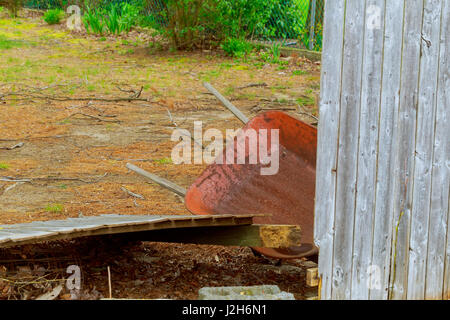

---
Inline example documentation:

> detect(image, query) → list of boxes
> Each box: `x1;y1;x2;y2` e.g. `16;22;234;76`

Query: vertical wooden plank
444;195;450;300
314;0;346;300
389;0;424;300
351;0;385;299
332;0;366;300
428;0;450;300
369;0;405;300
408;0;443;300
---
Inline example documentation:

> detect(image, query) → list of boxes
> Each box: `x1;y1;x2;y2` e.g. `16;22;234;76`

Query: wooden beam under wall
127;224;302;248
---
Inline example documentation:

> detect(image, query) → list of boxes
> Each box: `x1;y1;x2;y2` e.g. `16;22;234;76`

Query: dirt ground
0;10;320;300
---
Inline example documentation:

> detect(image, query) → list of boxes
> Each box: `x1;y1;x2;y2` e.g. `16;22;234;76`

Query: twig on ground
297;105;319;122
0;173;108;184
0;142;24;150
236;82;268;90
64;112;121;123
120;186;145;200
0;91;151;103
116;85;143;99
166;108;177;127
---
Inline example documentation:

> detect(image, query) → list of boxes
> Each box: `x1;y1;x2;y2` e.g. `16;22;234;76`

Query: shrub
119;2;140;33
156;0;277;50
43;8;65;25
0;0;22;17
221;38;252;58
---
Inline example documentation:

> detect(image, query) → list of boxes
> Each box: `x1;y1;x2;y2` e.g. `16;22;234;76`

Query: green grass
296;91;316;107
0;163;10;169
292;70;309;76
154;157;172;164
0;34;23;49
45;203;64;212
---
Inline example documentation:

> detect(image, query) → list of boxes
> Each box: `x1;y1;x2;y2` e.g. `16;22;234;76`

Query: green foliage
158;0;278;50
82;2;140;35
269;42;282;62
83;4;105;34
0;0;22;17
43;8;64;24
119;2;140;32
220;38;252;58
104;3;121;34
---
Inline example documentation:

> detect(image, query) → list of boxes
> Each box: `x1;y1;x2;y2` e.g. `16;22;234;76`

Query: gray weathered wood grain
332;0;367;300
314;0;346;300
369;0;405;300
388;0;424;300
317;0;448;300
351;0;385;299
407;0;443;300
427;0;450;300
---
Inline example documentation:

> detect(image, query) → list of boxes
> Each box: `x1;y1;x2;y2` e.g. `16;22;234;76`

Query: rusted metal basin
185;111;318;259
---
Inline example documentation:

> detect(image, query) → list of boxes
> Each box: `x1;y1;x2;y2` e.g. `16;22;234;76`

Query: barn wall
314;0;449;300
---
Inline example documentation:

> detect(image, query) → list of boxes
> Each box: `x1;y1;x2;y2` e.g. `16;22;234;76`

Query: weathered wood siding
315;0;449;300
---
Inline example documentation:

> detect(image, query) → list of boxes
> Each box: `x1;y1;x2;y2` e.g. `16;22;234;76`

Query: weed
45;203;63;212
43;9;64;25
83;5;105;35
269;42;282;63
221;38;252;58
155;158;172;164
0;162;9;169
296;92;316;107
292;70;308;76
224;86;234;96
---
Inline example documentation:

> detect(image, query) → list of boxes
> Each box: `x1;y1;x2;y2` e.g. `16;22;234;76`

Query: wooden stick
126;163;187;197
203;82;249;124
107;266;112;299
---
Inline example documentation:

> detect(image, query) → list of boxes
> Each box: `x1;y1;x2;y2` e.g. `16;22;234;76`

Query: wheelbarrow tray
185;111;318;259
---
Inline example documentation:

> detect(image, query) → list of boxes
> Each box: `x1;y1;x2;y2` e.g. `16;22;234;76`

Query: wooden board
316;0;449;300
0;214;263;248
129;224;302;248
314;0;346;299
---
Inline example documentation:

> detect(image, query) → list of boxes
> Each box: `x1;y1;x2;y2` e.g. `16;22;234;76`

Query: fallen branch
297;105;319;122
236;82;268;90
0;142;24;150
0;92;151;103
0;173;108;184
120;186;145;200
64;112;121;123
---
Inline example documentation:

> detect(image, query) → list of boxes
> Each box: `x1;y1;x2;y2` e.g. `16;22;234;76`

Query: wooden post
315;0;449;300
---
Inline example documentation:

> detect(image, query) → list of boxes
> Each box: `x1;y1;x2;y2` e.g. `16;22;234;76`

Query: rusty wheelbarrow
127;83;318;259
